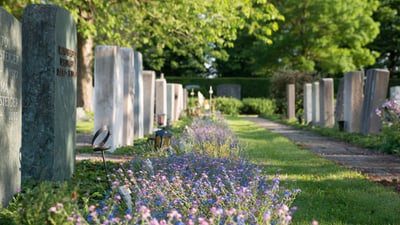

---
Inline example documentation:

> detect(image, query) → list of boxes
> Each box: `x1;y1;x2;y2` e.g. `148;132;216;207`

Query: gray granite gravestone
134;52;144;138
155;74;167;127
121;48;134;145
21;4;77;181
216;84;241;99
303;83;312;124
312;82;320;126
334;78;344;124
361;69;390;135
94;46;123;152
0;7;22;207
344;71;364;133
143;70;155;134
286;84;295;119
319;78;334;127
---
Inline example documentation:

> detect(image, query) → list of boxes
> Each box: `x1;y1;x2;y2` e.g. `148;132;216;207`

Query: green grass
226;116;400;225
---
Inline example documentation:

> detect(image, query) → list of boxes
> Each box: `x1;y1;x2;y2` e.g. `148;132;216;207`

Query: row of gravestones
94;46;187;151
0;5;188;207
287;69;391;135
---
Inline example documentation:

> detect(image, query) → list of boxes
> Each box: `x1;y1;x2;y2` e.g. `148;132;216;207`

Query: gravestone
198;91;205;106
167;83;175;123
361;69;390;135
390;86;400;100
334;78;344;124
155;74;167;127
303;83;312;124
183;89;188;111
94;46;123;152
143;70;155;134
174;84;183;121
216;84;241;99
21;4;77;181
120;48;134;145
344;71;364;133
286;84;295;119
134;52;144;138
0;8;22;207
319;78;334;127
312;82;320;126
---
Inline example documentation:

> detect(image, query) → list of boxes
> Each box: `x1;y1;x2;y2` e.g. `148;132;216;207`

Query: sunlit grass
226;116;400;225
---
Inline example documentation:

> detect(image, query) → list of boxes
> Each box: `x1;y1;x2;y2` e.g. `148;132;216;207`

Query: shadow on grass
227;116;400;225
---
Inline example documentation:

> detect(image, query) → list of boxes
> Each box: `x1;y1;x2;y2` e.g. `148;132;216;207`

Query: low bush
214;97;243;116
241;98;276;117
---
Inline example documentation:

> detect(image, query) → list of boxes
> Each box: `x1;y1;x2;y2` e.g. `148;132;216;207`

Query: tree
368;0;400;77
2;0;283;110
217;0;380;77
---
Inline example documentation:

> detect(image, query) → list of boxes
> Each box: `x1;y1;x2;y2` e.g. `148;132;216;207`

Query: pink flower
48;206;57;212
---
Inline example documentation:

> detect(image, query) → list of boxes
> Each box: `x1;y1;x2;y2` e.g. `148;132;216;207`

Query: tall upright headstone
319;78;334;127
361;69;390;135
174;84;183;121
134;52;144;138
334;78;344;124
390;86;400;100
0;8;22;207
120;48;134;145
21;5;77;181
286;84;295;119
155;74;167;127
312;82;320;126
167;83;175;123
143;70;155;134
344;71;364;133
94;46;123;152
303;83;312;124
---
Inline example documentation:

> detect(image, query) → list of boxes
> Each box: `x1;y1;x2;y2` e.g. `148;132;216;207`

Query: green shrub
241;98;276;116
214;97;243;116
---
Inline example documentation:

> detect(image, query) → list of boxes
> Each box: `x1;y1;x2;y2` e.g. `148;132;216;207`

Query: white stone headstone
94;46;124;152
167;83;175;123
120;48;134;145
286;84;295;119
343;71;364;133
155;75;167;127
390;86;400;100
134;52;144;138
312;82;320;126
143;70;155;134
303;83;312;124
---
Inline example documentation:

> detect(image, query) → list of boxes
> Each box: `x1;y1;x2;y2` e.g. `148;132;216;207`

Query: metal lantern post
209;86;213;113
154;128;173;149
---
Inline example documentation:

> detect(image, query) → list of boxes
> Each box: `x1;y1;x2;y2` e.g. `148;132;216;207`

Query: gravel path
241;116;400;183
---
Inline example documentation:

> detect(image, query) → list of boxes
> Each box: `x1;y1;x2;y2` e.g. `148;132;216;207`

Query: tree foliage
368;0;400;77
217;0;380;77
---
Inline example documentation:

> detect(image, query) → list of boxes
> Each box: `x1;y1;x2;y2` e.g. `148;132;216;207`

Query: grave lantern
154;128;173;149
91;126;111;188
209;86;213;112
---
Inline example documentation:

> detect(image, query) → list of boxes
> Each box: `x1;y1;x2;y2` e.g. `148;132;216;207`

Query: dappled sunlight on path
242;116;400;183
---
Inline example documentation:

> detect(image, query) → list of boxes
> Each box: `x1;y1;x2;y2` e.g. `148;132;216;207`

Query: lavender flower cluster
376;99;400;124
176;117;241;158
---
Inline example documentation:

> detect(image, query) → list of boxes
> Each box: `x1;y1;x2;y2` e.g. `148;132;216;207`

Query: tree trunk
77;33;94;112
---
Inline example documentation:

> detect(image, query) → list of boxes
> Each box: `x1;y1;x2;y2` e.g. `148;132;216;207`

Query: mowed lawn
226;117;400;225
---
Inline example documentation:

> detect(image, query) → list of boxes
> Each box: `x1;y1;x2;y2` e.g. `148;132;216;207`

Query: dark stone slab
0;7;22;207
216;84;241;99
21;4;77;181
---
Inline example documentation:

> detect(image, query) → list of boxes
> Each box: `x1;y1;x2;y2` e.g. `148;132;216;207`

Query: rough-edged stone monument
361;69;390;135
143;70;155;134
0;7;22;207
120;48;134;145
134;52;144;138
343;71;364;133
94;46;123;152
319;78;334;127
21;4;77;181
